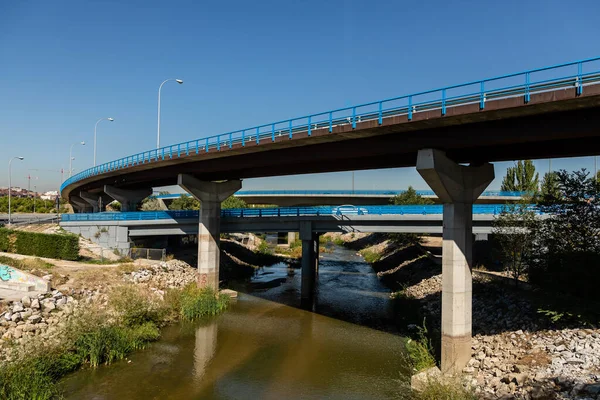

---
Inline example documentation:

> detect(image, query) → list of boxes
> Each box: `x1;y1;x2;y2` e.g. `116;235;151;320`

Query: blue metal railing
60;56;600;194
152;189;525;199
60;204;539;222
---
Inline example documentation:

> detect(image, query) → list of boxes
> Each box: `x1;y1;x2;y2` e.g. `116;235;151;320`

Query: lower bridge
60;204;521;246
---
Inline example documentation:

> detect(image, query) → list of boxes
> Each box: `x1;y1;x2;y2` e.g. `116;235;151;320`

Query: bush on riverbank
179;284;230;320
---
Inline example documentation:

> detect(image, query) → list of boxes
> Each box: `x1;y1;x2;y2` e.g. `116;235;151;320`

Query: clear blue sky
1;0;599;193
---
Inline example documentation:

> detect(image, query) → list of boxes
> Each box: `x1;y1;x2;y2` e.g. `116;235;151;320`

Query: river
61;244;411;399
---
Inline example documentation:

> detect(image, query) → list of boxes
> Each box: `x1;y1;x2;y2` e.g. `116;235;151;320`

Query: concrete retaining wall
62;225;131;250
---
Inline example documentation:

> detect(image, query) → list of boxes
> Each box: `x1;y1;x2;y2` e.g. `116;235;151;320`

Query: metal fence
61;56;600;194
61;204;541;222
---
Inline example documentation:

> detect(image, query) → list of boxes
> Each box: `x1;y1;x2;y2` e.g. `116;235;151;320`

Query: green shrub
75;323;160;367
359;249;382;263
179;285;229;320
405;320;436;372
0;228;79;260
108;286;165;327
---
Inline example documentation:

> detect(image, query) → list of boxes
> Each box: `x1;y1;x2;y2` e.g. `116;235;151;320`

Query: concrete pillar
178;174;241;289
300;222;317;309
79;191;112;213
103;185;152;212
288;232;296;246
416;149;494;374
474;233;489;241
313;232;320;274
70;195;93;213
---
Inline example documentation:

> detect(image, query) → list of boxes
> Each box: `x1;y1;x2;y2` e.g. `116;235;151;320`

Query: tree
390;186;434;205
167;194;245;210
168;194;200;210
539;172;561;200
222;196;246;209
389;186;432;245
500;160;539;193
141;196;164;211
528;169;600;300
492;202;537;285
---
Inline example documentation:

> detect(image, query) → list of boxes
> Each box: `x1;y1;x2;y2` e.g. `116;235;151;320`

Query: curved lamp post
69;141;85;177
94;118;114;166
8;156;24;225
157;78;183;149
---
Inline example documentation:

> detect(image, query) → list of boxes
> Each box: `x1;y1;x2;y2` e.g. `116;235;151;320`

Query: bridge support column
288;232;296;246
80;191;112;213
70;195;93;213
178;174;242;289
416;149;494;375
104;186;152;212
300;222;318;309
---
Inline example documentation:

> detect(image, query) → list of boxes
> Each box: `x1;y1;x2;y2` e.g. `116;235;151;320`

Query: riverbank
0;251;233;398
332;232;600;400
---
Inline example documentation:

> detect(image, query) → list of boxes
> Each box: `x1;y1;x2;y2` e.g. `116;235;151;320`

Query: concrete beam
104;186;152;212
70;195;93;213
417;149;494;375
80;191;112;213
178;174;241;289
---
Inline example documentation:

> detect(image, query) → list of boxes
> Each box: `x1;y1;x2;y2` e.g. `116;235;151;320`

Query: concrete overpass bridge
59;56;600;373
61;204;518;246
154;189;524;207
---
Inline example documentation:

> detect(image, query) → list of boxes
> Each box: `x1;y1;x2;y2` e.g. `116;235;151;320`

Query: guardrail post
352;107;356;128
186;142;189;156
289;120;293;139
256;127;260;144
408;96;413;120
525;72;531;103
378;101;383;124
229;133;233;148
329;112;333;132
241;130;245;146
195;140;199;154
217;135;221;151
480;81;485;110
308;116;312;136
442;89;447;115
205;138;209;152
577;62;583;95
271;124;275;141
162;147;165;160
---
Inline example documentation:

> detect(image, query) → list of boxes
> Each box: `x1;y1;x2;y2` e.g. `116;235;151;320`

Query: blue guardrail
61;56;600;195
61;204;540;222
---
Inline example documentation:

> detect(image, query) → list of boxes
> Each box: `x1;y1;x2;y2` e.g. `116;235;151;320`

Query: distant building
40;190;59;200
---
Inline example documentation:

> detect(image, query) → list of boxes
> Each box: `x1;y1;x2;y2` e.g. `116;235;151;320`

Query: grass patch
108;285;166;327
333;237;345;246
415;378;477;400
405;319;436;372
0;255;54;272
179;285;230;320
359;249;382;263
257;241;273;255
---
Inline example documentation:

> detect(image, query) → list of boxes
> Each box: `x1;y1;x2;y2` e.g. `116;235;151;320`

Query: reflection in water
62;295;410;399
61;245;411;399
193;320;217;383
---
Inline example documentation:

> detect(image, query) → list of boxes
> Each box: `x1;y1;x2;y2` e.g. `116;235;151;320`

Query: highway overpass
58;57;600;374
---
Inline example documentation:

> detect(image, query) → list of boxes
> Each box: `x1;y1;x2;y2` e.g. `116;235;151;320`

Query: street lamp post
33;185;36;214
157;78;183;149
94;118;114;166
69;141;85;177
8;156;24;225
